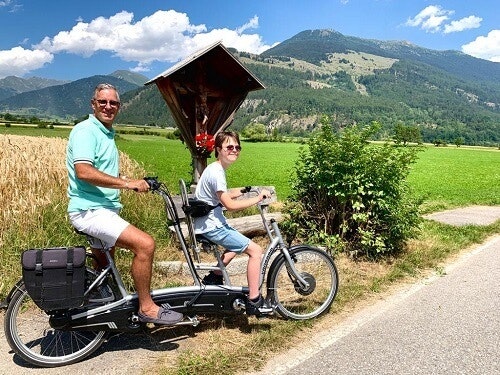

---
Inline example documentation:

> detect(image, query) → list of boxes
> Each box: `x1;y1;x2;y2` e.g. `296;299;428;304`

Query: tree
454;137;464;147
241;123;268;141
393;123;422;145
283;116;422;258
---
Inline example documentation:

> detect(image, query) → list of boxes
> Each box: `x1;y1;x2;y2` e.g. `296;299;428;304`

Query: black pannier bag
183;198;221;218
21;247;86;310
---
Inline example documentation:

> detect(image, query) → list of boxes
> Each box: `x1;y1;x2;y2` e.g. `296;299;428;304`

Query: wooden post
192;156;207;185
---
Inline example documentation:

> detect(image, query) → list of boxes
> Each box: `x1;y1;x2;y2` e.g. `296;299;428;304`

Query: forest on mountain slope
1;29;498;146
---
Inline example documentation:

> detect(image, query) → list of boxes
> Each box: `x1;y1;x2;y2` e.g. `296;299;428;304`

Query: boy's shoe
246;295;273;317
202;271;223;285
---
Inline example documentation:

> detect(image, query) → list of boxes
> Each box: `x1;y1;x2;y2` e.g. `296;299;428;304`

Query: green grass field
117;134;499;210
2;124;499;209
408;147;499;211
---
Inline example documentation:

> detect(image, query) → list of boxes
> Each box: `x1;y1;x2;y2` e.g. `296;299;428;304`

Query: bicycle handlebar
145;177;273;200
240;186;251;194
144;176;161;191
240;185;275;201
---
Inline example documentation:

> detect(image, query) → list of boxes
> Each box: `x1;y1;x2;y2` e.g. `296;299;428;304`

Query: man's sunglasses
224;145;242;152
93;99;121;108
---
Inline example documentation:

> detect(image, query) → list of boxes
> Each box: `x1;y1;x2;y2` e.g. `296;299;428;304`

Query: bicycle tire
4;281;108;368
267;245;338;320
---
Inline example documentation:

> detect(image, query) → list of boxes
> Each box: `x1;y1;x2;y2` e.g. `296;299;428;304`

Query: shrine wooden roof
145;41;265;155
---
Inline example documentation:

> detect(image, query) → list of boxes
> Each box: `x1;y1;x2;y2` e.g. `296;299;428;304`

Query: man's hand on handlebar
125;178;150;192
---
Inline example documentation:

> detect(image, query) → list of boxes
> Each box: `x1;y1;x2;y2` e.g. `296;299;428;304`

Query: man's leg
115;224;158;317
91;247;115;271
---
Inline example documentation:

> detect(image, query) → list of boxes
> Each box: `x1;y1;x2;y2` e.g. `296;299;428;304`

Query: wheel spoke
4;282;107;367
269;246;338;320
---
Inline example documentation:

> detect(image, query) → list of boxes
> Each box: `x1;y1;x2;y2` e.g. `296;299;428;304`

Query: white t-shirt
193;161;228;234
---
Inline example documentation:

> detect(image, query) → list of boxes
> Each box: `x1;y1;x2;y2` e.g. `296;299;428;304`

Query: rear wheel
4;281;107;368
268;246;338;320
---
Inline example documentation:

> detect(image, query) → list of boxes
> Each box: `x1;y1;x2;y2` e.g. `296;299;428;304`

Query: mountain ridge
0;29;498;145
261;29;500;85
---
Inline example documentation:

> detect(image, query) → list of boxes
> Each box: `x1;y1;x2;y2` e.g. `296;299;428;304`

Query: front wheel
4;281;107;368
267;245;338;320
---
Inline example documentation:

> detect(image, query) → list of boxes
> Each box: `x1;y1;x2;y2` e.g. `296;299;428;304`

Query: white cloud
406;5;483;35
405;5;453;33
236;15;259;35
444;15;482;34
0;0;21;13
0;9;276;77
462;30;500;62
0;47;53;77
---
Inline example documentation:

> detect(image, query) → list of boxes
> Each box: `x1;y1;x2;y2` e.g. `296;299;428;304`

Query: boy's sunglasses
224;145;242;152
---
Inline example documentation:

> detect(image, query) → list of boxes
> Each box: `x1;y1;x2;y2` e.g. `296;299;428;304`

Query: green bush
283;116;422;258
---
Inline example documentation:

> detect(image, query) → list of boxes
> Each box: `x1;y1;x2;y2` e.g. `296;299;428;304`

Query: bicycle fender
0;279;24;310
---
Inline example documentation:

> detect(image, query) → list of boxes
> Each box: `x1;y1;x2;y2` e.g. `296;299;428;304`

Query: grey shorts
69;208;129;249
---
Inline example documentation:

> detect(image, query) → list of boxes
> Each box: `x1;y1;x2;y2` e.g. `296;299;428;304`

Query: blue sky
0;0;498;81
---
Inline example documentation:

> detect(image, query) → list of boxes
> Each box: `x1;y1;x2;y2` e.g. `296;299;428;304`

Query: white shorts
69;208;129;249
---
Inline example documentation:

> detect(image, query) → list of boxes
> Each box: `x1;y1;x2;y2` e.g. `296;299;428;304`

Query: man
66;83;183;325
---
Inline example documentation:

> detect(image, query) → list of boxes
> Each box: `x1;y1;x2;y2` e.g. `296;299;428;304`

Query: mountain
229;29;499;145
260;29;500;86
0;76;68;101
108;70;149;86
1;30;498;145
0;71;147;119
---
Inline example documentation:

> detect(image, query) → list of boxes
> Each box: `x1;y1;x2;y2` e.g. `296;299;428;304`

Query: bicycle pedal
174;315;200;327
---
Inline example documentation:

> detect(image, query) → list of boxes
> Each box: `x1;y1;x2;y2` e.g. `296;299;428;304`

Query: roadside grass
0;131;499;374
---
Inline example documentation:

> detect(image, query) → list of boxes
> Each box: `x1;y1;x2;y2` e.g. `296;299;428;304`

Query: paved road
256;235;500;375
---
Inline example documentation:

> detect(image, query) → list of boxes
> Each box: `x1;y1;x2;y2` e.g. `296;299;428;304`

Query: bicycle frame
255;200;311;292
46;178;264;333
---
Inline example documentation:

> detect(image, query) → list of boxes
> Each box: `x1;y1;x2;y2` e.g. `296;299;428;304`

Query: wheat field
0;135;67;240
0;134;146;296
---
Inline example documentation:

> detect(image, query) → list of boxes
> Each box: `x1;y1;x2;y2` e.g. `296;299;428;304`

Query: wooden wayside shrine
145;41;265;184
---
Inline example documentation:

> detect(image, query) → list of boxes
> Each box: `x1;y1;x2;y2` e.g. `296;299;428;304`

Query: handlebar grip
144;176;160;191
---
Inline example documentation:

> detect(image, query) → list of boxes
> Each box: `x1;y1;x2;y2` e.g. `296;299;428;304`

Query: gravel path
424;205;500;226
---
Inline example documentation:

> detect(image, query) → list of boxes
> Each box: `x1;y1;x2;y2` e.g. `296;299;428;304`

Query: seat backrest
179;179;199;251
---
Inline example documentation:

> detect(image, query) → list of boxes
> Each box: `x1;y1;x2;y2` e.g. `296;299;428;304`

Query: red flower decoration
195;132;215;157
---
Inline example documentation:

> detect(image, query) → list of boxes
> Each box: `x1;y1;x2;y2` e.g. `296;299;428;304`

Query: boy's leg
244;241;263;300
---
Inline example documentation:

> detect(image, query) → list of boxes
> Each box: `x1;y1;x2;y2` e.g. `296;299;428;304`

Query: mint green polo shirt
66;114;122;212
